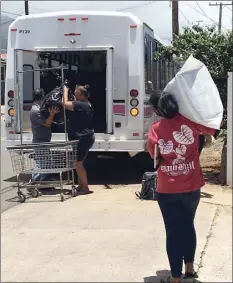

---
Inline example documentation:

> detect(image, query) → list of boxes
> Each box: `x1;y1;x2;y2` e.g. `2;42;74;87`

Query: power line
29;6;52;13
224;5;232;11
184;1;228;30
1;19;16;26
116;1;156;12
2;10;21;16
1;10;21;25
196;1;225;26
209;1;233;32
184;2;217;23
179;8;191;24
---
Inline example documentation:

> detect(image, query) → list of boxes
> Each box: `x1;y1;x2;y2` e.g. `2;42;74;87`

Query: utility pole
218;2;222;33
232;1;233;32
0;0;2;105
209;1;232;33
172;0;179;42
24;1;29;15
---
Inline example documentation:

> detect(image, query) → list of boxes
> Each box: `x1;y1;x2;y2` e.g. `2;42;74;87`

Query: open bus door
106;47;113;134
14;49;39;138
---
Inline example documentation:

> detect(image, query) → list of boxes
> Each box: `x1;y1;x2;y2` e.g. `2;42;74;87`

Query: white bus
4;10;178;161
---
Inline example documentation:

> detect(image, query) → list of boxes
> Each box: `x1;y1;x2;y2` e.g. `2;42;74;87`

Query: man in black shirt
63;84;95;195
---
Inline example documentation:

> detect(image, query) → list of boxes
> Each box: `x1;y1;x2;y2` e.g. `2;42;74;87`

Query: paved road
1;119;21;212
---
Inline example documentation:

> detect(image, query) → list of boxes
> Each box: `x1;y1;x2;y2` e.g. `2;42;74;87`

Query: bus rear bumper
5;139;148;153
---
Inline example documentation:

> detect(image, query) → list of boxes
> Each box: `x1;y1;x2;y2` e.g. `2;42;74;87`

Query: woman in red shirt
148;91;220;283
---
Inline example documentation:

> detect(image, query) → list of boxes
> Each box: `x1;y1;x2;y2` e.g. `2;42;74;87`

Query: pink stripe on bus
113;104;126;116
144;106;153;118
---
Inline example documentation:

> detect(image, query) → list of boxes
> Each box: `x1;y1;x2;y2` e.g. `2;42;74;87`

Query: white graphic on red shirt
173;125;194;145
158;139;173;154
175;144;187;155
159;125;195;176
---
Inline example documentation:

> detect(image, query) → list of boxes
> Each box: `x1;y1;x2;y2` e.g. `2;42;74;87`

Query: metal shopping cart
7;141;79;202
7;64;79;202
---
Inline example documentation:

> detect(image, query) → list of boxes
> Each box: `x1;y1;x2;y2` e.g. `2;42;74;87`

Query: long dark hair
149;90;179;119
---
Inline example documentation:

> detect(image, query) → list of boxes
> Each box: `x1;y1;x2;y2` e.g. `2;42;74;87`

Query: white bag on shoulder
164;55;223;129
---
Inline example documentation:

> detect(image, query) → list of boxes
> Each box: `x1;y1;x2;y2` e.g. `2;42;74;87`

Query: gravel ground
200;134;225;185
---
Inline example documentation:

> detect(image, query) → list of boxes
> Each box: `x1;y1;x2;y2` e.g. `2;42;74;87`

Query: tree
155;25;233;111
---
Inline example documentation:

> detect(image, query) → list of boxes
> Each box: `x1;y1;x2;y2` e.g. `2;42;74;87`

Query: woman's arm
195;124;221;140
148;122;161;170
63;86;74;111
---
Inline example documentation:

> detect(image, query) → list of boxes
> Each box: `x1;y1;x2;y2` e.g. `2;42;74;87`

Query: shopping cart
7;64;81;202
7;141;79;202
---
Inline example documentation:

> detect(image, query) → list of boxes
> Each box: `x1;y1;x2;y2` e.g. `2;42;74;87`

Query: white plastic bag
164;55;223;129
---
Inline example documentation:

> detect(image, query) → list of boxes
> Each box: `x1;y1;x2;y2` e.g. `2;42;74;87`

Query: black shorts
70;134;95;162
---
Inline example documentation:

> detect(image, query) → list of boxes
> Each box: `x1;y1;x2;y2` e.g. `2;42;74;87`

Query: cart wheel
18;193;26;203
32;189;39;198
60;193;65;202
71;186;77;197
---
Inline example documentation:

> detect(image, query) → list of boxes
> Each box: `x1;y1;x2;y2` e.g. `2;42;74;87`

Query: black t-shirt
68;100;94;139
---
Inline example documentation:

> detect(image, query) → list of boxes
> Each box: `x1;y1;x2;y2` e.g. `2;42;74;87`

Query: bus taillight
8;90;14;98
130;98;139;107
8;99;14;107
130;89;138;97
8;108;15;117
130;108;139;117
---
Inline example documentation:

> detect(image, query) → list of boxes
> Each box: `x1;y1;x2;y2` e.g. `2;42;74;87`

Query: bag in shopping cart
164;55;223;129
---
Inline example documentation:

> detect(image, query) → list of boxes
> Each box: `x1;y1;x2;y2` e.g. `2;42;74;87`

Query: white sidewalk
1;185;232;282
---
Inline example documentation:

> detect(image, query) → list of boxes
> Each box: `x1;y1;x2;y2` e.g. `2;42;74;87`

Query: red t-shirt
148;114;215;194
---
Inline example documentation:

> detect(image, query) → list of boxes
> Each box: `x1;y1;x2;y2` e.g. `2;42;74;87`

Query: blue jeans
31;148;50;182
157;189;201;278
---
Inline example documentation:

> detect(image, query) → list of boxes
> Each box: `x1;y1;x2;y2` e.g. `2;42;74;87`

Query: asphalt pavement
1;118;21;212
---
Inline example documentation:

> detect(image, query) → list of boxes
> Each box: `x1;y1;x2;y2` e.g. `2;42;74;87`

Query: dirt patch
200;136;225;185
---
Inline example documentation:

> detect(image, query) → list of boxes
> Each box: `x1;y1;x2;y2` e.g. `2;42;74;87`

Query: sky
1;1;233;44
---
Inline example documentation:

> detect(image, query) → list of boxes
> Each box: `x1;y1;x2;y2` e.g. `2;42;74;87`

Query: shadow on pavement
144;270;172;283
5;188;75;203
3;174;31;183
200;191;213;199
3;157;217;204
202;169;221;185
144;270;203;282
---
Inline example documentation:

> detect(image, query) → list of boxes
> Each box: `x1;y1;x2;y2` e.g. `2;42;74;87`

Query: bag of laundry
164;55;223;129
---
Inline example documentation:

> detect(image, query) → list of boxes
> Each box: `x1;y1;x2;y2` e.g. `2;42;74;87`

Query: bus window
23;65;34;103
144;34;155;94
144;35;149;83
150;40;154;62
1;66;5;81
